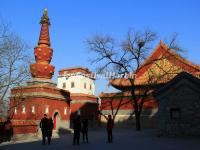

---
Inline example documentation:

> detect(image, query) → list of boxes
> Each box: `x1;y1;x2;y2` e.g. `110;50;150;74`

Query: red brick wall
70;103;98;119
69;95;98;120
10;97;70;121
100;97;158;111
13;125;38;134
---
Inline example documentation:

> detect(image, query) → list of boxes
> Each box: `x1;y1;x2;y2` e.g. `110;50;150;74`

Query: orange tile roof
109;41;200;89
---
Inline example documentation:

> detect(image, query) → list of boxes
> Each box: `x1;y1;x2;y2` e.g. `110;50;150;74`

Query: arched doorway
53;112;61;130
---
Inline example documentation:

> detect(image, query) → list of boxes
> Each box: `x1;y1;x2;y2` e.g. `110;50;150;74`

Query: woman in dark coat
107;115;114;143
82;119;88;143
47;117;54;145
73;116;81;146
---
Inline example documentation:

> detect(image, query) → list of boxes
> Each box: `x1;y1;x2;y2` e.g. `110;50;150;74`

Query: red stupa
30;9;54;80
9;9;71;138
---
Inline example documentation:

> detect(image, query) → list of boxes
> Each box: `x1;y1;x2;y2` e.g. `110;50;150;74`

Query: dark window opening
170;108;181;120
62;83;66;89
71;82;75;88
84;82;86;89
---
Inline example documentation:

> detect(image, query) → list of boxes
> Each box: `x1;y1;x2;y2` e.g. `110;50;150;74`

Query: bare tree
0;22;32;119
99;92;131;122
87;29;183;131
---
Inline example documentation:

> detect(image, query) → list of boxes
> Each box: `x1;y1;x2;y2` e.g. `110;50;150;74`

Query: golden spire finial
44;8;48;13
40;8;50;25
38;9;50;46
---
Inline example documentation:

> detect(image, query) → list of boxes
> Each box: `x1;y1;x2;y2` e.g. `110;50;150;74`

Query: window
45;106;49;114
90;84;92;90
71;82;75;88
22;105;26;114
31;106;35;114
62;83;66;89
170;108;181;120
14;107;17;114
64;107;67;115
84;82;86;89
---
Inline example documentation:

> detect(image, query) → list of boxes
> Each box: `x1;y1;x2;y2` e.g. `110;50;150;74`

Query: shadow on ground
1;128;200;150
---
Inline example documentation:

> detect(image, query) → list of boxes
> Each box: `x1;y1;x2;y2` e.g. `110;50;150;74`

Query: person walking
3;117;13;141
73;115;81;146
82;119;88;143
47;117;54;145
107;115;114;143
40;114;49;145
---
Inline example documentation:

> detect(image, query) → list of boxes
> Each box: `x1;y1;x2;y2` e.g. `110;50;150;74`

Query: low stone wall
13;133;39;141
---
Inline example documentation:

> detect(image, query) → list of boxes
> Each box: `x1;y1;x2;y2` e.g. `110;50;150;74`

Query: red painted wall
10;97;70;121
100;97;158;111
13;125;38;135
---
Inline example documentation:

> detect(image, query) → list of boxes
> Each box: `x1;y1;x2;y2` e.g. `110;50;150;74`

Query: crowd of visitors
0;114;114;146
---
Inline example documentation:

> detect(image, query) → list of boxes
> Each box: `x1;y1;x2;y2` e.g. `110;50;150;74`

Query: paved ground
0;129;200;150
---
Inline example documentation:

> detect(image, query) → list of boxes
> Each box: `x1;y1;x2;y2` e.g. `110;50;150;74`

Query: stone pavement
0;129;200;150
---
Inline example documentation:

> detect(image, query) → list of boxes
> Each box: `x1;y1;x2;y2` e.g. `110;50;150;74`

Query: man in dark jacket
107;115;114;143
40;114;49;145
73;115;81;145
47;117;54;145
82;119;88;143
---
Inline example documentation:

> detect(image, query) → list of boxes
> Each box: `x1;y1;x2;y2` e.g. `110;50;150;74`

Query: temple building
57;67;98;121
57;67;95;95
156;72;200;136
7;9;200;138
99;41;200;128
9;9;98;138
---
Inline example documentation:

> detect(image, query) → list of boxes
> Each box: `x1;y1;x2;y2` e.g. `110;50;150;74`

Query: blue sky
0;0;200;95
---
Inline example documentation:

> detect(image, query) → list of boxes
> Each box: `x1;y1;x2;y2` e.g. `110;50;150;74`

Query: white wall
57;74;95;95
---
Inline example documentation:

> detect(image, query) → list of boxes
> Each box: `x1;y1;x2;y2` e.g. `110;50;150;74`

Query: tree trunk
135;111;141;131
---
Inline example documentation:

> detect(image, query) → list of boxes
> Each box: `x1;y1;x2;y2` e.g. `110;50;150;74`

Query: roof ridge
138;40;200;76
59;66;90;71
167;48;200;71
155;71;200;97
